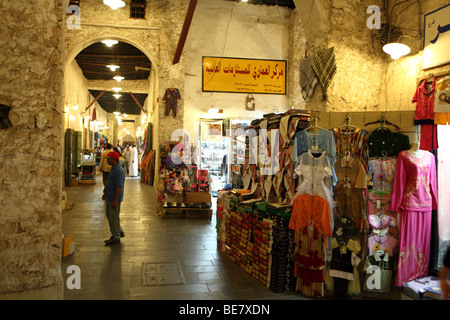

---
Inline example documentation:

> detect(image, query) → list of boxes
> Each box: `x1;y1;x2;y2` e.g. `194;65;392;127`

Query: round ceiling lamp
107;65;120;71
382;42;411;60
101;40;118;47
103;0;125;10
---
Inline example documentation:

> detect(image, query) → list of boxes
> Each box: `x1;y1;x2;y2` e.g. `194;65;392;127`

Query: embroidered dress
294;227;327;297
293;129;337;161
289;194;332;241
389;150;438;286
294;150;337;229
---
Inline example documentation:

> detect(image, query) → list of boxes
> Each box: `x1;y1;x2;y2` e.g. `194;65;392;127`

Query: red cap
105;151;120;160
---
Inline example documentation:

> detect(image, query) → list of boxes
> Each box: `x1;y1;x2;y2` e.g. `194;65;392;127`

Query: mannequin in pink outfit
390;127;438;286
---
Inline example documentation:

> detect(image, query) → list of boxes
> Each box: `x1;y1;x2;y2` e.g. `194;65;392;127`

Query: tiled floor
61;175;306;300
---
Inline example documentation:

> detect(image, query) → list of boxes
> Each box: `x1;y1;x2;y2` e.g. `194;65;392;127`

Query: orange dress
289;194;332;240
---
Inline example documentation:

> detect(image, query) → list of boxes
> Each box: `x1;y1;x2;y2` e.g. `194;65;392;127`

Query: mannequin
407;126;424;158
390;124;437;286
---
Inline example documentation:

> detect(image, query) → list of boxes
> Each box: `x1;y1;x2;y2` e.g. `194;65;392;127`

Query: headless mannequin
408;126;424;158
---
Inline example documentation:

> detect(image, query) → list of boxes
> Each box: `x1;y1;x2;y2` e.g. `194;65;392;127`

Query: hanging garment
293;129;337;161
294;150;337;229
327;245;362;299
325;238;362;297
418;124;438;151
299;56;318;102
294;226;327;298
363;251;395;293
413;77;436;124
311;46;337;100
129;146;139;177
368;213;396;236
333;156;368;233
368;128;410;158
163;88;181;117
332;127;369;169
288;194;332;242
412;78;438;150
367;234;399;257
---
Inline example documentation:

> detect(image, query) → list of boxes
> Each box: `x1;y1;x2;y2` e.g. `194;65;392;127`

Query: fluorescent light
103;0;125;10
112;87;122;92
208;107;220;114
383;43;411;60
113;76;124;82
101;40;118;47
106;65;120;71
113;94;122;99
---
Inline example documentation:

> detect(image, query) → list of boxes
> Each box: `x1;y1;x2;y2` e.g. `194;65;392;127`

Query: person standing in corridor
99;143;113;193
102;151;125;245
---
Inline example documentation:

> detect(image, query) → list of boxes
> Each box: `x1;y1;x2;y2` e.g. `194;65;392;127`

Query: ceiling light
113;94;122;99
382;42;411;60
112;87;122;92
113;76;124;82
106;65;120;71
123;113;128;118
242;0;248;2
208;107;220;114
103;0;125;10
114;111;121;116
101;40;118;47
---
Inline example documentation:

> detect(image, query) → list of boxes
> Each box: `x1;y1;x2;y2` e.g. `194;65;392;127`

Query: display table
161;192;212;220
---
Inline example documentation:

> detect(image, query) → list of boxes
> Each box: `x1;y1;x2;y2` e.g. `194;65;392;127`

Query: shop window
436;125;450;268
130;0;146;19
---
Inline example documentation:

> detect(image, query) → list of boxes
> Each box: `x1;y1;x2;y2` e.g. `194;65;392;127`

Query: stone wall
182;0;294;139
0;0;65;298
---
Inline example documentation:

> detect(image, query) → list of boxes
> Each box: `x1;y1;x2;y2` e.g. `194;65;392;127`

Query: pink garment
367;234;399;257
389;150;436;286
395;210;432;287
389;150;437;213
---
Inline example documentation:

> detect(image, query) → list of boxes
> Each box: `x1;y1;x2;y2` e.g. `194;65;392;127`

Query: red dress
412;78;438;151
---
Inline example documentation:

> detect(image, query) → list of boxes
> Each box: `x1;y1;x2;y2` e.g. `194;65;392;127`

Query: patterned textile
300;56;318;102
312;46;337;100
332;127;369;168
294;227;326;297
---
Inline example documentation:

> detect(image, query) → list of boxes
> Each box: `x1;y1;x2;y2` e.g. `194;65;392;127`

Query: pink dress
389;150;437;287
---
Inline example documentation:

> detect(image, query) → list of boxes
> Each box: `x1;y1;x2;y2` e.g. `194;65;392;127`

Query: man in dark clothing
102;151;125;245
439;246;450;300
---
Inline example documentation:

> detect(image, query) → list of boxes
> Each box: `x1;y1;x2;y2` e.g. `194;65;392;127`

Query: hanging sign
423;4;450;69
202;56;286;95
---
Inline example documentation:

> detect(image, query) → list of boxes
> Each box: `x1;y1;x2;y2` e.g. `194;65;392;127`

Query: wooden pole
85;90;106;111
172;0;198;65
129;92;146;114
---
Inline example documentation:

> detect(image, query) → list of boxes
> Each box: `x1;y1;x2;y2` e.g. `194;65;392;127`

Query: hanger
304;115;325;131
337;114;356;129
425;73;434;84
364;115;399;130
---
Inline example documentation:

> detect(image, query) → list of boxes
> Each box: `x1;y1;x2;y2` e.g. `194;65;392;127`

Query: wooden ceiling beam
129;92;147;114
172;0;198;65
85;90;106;111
